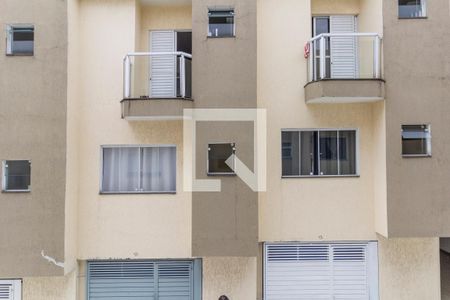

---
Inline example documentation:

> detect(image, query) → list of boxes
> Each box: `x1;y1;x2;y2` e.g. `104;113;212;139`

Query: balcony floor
121;97;194;120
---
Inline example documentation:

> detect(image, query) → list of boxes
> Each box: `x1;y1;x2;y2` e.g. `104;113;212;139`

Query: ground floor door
264;242;379;299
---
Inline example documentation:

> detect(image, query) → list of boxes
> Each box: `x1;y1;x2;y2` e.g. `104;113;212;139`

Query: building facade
0;0;448;299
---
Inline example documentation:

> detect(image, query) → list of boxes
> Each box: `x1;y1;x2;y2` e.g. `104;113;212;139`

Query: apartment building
0;0;448;299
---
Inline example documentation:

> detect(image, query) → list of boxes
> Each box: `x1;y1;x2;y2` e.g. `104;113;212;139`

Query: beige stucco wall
378;237;441;300
311;0;359;15
258;0;378;242
22;270;77;300
203;257;257;300
76;0;191;260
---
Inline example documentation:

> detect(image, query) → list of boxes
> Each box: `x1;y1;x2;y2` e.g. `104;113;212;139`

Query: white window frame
2;160;31;193
398;0;427;18
207;142;236;176
207;8;236;38
0;279;22;300
6;24;34;56
281;128;360;178
100;145;177;194
401;124;432;157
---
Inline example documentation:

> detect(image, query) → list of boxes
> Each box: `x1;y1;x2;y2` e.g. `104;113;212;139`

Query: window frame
398;0;427;19
99;144;177;194
401;124;432;158
281;128;360;178
6;24;35;56
207;142;236;176
207;9;236;38
2;160;31;193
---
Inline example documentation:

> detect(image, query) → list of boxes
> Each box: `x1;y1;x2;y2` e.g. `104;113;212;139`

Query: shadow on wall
441;250;450;300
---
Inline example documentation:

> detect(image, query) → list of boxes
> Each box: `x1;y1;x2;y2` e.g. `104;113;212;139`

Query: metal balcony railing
123;52;192;99
307;33;382;82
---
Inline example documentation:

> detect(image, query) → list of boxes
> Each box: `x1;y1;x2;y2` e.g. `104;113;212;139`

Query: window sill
2;189;31;193
6;53;34;56
207;35;236;39
402;154;432;158
99;191;176;195
207;172;237;176
398;16;427;20
282;175;360;179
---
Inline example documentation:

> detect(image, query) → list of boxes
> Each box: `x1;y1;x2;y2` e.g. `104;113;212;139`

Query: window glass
208;10;234;37
102;146;176;193
282;132;300;176
402;125;431;156
399;0;426;18
7;25;34;55
3;160;31;191
281;130;357;176
208;143;235;174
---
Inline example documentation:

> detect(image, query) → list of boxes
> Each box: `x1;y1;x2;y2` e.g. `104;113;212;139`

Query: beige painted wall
22;271;77;300
258;0;378;242
311;0;359;15
203;257;257;300
378;237;441;300
76;0;191;260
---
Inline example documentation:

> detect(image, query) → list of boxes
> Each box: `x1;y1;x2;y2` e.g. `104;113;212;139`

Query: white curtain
102;147;140;192
142;147;176;192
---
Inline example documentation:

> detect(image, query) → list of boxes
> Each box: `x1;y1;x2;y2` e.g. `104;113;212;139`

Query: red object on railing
304;42;310;59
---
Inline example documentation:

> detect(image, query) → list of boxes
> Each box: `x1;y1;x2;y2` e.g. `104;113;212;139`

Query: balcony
121;52;193;120
304;33;385;104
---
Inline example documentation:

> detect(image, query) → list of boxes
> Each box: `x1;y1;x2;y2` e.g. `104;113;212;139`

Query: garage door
87;260;197;300
264;242;379;300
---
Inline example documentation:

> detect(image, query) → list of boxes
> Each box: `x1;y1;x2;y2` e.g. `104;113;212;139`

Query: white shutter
330;15;358;78
150;31;176;98
264;243;379;300
0;280;21;300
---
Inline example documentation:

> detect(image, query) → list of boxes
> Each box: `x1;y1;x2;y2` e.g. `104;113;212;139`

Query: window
0;279;22;300
208;9;235;38
402;125;431;156
2;160;31;192
101;146;176;193
6;25;34;55
399;0;426;18
208;143;235;175
282;130;357;177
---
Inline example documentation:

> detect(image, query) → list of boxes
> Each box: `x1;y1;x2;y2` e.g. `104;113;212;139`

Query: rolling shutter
264;243;379;300
330;15;358;78
88;260;193;300
0;280;21;300
150;31;176;98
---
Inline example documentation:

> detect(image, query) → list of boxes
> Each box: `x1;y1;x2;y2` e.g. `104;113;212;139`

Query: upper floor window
0;279;22;299
6;24;34;56
208;143;236;175
101;146;176;193
3;160;31;192
208;9;235;38
282;129;358;177
402;125;431;157
399;0;426;18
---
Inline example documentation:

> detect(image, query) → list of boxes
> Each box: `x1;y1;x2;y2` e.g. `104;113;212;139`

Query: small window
208;9;235;38
6;25;34;55
282;130;357;177
208;143;236;175
399;0;426;18
402;125;431;157
101;146;176;193
3;160;31;192
0;279;22;300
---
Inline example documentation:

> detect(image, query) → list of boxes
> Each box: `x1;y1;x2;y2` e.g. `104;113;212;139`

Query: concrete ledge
305;79;385;104
121;98;194;120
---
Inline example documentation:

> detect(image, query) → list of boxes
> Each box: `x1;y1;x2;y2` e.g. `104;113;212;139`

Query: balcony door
313;15;358;79
149;30;192;98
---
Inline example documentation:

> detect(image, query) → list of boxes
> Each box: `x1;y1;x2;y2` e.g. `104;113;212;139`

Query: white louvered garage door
87;260;193;300
330;15;358;79
264;243;379;300
150;30;176;98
